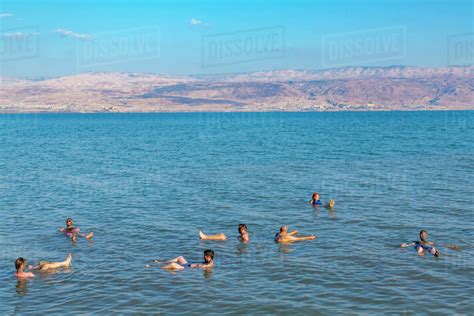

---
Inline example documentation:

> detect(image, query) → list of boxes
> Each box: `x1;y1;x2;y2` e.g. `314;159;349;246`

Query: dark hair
15;257;26;271
238;224;247;233
419;230;427;241
66;218;73;223
203;249;214;260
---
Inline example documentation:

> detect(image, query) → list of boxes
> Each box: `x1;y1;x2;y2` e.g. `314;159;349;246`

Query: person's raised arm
288;230;298;236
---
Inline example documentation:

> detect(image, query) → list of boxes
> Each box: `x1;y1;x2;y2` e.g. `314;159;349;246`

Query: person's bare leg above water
28;253;73;271
199;230;227;241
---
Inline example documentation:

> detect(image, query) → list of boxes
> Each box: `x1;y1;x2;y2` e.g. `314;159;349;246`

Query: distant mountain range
0;66;472;113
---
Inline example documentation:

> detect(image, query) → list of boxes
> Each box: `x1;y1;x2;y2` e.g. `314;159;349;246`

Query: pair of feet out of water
15;254;72;278
15;218;93;279
150;225;317;271
198;225;317;243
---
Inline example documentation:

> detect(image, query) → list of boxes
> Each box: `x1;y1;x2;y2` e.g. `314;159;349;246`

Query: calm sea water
0;111;473;315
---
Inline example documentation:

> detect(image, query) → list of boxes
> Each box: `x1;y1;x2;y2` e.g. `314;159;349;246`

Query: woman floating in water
159;249;215;270
309;192;335;210
274;226;316;243
309;192;322;206
14;254;72;278
400;230;440;257
60;218;94;242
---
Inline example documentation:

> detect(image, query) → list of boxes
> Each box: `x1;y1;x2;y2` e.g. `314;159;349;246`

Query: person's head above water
15;257;26;272
203;249;214;263
280;226;288;234
312;192;320;200
66;218;74;227
420;230;428;241
238;224;248;235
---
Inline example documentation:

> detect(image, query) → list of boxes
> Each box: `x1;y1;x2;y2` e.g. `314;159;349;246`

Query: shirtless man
14;254;72;278
400;230;440;257
274;226;316;243
60;218;94;242
161;249;214;270
238;224;249;242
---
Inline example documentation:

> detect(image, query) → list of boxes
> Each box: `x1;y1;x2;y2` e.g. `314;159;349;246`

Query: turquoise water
0;111;473;314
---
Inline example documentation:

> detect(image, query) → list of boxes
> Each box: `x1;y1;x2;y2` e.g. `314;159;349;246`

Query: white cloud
0;13;14;18
54;28;94;41
1;31;39;39
190;18;203;26
190;18;211;28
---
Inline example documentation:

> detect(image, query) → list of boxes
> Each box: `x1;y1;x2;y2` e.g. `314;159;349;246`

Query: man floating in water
238;224;249;242
60;218;94;242
274;226;316;243
14;254;72;278
158;249;215;270
400;230;440;257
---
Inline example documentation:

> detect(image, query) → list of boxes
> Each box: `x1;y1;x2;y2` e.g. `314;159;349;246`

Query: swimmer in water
14;254;72;278
274;226;316;243
310;193;335;210
309;192;322;206
161;249;214;270
60;218;94;242
14;258;35;278
199;230;227;241
238;224;249;242
400;230;440;257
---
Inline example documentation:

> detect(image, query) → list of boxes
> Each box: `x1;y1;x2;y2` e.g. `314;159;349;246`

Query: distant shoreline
1;108;472;115
1;66;472;113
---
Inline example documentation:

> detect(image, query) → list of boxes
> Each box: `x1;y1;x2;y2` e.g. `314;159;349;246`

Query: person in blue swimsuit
309;192;335;209
309;192;322;206
400;230;440;257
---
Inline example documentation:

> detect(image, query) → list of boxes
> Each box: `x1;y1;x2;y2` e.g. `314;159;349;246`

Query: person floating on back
400;230;440;257
160;249;215;270
14;254;72;278
238;223;249;242
274;226;316;243
60;218;94;242
199;230;227;241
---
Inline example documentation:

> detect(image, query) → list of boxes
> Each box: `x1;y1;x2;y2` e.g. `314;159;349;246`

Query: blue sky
0;0;472;78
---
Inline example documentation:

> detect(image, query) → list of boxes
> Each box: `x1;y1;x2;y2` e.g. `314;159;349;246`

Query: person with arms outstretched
274;226;316;243
400;230;440;257
60;218;93;242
